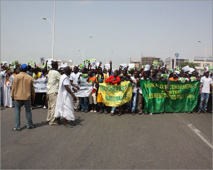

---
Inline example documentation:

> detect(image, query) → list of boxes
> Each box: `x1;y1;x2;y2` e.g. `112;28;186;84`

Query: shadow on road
21;121;48;130
72;116;84;126
20;117;84;130
34;121;49;128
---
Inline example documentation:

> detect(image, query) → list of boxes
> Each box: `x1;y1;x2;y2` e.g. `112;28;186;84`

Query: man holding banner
78;68;89;112
119;68;132;115
88;71;97;112
130;71;140;116
70;66;81;112
105;70;121;116
138;69;150;115
96;67;108;113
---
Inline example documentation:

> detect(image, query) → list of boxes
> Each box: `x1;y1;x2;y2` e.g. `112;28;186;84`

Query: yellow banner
99;81;133;107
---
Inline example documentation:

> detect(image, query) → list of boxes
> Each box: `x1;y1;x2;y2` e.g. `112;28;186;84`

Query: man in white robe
54;66;77;127
1;70;6;109
3;69;14;108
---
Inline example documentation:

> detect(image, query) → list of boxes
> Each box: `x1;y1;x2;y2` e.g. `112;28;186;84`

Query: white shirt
200;76;213;94
79;76;88;84
47;70;61;94
70;72;81;84
131;76;139;93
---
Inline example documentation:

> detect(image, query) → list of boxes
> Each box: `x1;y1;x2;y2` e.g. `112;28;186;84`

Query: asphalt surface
1;107;212;169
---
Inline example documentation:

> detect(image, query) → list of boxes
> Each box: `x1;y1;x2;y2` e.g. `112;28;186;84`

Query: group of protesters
0;59;212;130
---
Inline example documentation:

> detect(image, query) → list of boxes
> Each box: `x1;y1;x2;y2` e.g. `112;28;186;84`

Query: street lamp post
82;36;93;62
42;0;56;60
198;41;207;67
77;49;82;60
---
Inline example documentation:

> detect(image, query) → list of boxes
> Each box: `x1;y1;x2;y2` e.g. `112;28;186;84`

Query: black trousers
34;93;46;106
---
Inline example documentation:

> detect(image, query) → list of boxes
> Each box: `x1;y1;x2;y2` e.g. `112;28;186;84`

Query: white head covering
188;68;195;74
104;64;110;70
120;63;127;69
128;63;135;71
182;65;190;72
144;65;150;71
175;71;180;75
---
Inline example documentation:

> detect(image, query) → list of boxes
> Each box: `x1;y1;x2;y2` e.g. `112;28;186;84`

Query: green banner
139;80;200;113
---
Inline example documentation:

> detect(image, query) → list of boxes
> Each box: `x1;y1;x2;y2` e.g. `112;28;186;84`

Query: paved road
1;107;212;169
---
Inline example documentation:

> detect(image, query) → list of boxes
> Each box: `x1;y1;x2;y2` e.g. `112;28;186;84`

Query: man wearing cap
12;64;35;131
198;71;213;114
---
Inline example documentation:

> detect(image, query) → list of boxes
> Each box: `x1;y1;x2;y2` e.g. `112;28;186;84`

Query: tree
179;62;198;69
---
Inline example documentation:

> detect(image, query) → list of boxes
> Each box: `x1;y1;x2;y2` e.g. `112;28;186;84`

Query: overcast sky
1;0;212;68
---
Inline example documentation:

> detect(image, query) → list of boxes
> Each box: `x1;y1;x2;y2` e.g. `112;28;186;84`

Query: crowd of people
0;59;212;130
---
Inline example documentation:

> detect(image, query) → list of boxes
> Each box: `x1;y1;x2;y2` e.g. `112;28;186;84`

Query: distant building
130;56;163;69
190;56;213;75
141;56;163;66
164;57;189;70
164;56;213;75
130;57;141;69
130;61;141;69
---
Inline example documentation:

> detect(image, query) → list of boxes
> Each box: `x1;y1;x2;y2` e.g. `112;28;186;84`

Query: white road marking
187;124;213;149
175;114;213;150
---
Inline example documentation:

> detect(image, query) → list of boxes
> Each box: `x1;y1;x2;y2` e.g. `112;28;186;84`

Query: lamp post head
42;17;47;20
175;53;179;58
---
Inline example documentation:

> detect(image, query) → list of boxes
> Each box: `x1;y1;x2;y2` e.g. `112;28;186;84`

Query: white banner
72;83;93;97
120;63;127;69
61;63;67;68
33;78;47;93
104;64;110;70
128;63;135;71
